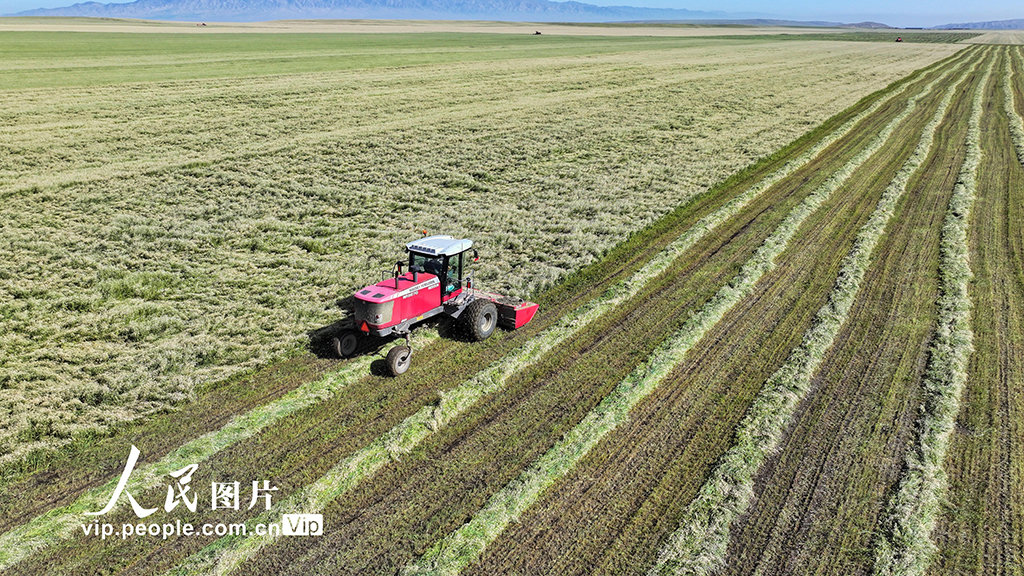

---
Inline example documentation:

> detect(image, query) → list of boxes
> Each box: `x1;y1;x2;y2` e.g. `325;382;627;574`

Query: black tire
331;331;358;358
385;345;412;376
463;299;498;341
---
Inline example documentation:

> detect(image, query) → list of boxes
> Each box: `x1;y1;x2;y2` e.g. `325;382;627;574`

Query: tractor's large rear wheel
386;345;412;376
463;299;498;341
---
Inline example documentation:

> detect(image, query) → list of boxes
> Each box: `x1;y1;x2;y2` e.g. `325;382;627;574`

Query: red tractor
331;235;539;376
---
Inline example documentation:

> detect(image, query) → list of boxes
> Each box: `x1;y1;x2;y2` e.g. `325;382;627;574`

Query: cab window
409;253;443;277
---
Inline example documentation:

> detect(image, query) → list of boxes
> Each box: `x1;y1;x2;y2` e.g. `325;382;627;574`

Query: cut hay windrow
0;331;438;571
158;61;940;576
1005;49;1024;165
398;60;946;576
870;50;992;576
647;48;977;576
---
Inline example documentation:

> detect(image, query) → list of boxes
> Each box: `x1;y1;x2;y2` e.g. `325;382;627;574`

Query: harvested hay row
871;50;993;576
1006;49;1024;165
649;49;974;576
401;64;943;575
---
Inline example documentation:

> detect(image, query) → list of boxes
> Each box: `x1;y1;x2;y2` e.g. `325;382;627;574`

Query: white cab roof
405;235;473;257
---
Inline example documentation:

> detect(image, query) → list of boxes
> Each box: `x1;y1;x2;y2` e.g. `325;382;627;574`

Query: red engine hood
354;273;440;304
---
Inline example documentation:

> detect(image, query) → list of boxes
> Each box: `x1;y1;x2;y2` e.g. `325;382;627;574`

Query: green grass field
3;20;1020;576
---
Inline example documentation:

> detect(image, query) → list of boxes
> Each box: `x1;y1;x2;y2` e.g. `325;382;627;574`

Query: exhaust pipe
394;261;404;289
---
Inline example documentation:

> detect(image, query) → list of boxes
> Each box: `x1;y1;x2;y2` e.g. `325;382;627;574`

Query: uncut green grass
0;31;958;467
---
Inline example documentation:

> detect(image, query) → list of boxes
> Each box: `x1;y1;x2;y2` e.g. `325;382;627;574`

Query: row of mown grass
649;46;978;576
720;47;989;576
928;45;1024;576
454;48;976;576
872;48;992;576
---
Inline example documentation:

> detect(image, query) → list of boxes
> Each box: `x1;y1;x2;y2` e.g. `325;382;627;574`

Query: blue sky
1;0;1020;27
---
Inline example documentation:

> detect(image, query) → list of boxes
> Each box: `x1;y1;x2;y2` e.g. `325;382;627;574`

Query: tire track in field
715;47;987;576
647;47;975;576
870;50;991;576
151;61;938;576
399;56;947;576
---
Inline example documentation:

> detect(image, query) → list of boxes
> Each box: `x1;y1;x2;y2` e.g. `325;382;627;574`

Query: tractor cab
405;235;476;304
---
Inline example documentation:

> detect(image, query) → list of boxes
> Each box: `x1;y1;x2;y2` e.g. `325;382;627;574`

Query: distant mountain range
10;0;735;22
932;19;1024;30
10;0;1021;28
3;0;890;25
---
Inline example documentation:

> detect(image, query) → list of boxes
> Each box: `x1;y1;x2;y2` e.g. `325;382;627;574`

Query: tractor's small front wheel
463;299;498;341
386;345;412;376
331;331;359;358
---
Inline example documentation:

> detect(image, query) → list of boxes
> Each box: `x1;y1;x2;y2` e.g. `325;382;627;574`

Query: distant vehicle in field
332;234;539;376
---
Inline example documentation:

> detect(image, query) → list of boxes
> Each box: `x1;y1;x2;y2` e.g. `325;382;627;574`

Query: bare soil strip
719;48;987;576
648;49;973;576
926;46;1024;576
